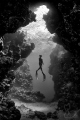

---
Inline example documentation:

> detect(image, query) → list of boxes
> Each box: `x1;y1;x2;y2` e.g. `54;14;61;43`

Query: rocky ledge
0;97;21;120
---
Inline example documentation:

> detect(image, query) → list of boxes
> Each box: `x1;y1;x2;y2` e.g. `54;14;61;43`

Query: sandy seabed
12;99;80;120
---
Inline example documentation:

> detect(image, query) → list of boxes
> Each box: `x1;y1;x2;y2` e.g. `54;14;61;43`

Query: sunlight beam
17;4;56;53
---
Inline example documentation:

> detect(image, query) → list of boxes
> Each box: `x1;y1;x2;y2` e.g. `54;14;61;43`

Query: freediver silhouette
36;55;46;81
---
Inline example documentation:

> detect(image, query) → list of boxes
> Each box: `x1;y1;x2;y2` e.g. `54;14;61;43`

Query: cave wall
45;0;80;112
0;0;80;114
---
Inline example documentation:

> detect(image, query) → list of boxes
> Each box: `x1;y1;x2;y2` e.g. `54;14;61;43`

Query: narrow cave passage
27;44;54;102
18;4;57;102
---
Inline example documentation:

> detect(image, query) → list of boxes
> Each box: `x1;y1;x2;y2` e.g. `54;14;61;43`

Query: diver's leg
36;67;41;80
36;67;40;72
40;66;44;74
40;66;46;80
36;66;40;76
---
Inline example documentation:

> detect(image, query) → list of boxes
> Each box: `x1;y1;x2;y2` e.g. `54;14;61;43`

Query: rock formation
0;0;80;119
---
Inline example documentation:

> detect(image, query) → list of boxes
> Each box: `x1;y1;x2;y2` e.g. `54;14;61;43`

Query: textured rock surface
46;0;80;113
0;97;21;120
0;0;80;118
0;0;36;36
9;59;45;102
0;1;33;119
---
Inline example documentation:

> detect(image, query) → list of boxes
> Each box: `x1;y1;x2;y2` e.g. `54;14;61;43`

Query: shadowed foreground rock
9;60;45;103
35;111;47;120
47;112;52;118
47;111;58;119
0;98;21;120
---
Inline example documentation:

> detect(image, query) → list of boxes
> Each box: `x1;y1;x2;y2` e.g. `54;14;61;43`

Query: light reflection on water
27;47;55;102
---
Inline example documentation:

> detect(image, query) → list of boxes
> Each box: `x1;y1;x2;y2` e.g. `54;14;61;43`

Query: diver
36;55;46;81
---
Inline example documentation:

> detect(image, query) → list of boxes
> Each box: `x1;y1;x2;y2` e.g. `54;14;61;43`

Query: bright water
27;47;55;102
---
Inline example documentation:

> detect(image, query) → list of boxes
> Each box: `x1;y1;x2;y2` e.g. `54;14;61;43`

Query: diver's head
39;55;42;57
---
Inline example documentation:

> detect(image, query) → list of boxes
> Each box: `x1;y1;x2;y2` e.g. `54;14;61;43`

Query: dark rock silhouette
44;0;80;53
35;111;47;120
47;111;58;119
51;111;58;119
46;0;80;113
0;0;36;36
0;98;21;120
0;1;35;118
47;112;52;118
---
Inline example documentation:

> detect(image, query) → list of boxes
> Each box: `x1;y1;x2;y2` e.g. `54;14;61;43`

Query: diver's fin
36;75;39;80
35;71;38;80
44;74;46;79
36;71;38;76
43;74;46;81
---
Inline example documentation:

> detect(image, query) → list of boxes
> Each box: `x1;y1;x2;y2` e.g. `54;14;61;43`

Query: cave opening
3;3;67;104
16;4;66;102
